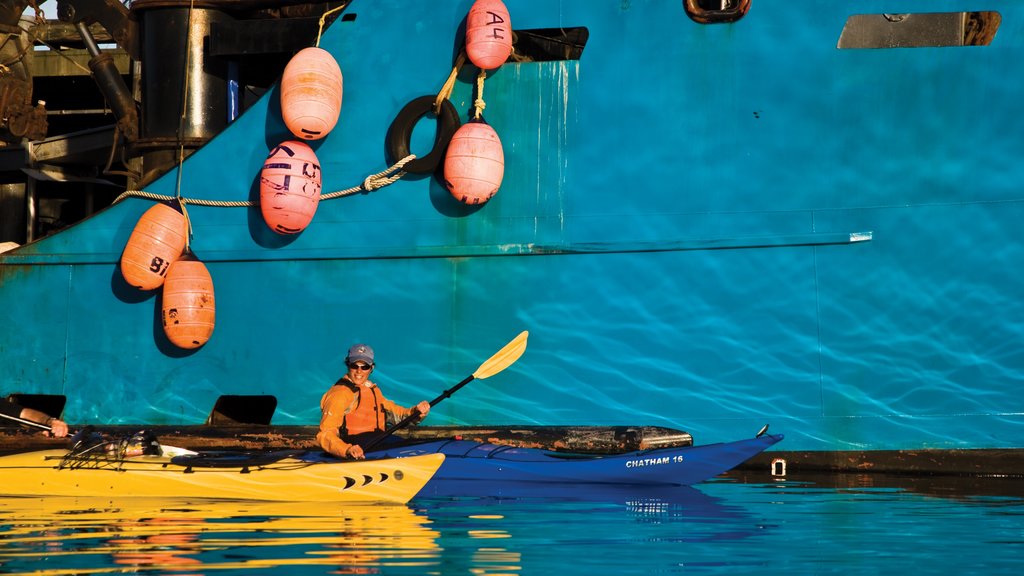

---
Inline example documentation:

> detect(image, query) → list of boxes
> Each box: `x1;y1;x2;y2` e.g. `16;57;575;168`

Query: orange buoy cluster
260;141;322;234
280;47;343;141
444;121;504;205
161;253;216;350
119;200;217;350
262;46;340;234
466;0;513;70
120;201;188;290
442;0;512;206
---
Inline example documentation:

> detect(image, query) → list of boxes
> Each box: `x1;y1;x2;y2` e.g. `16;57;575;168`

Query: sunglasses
349;363;373;371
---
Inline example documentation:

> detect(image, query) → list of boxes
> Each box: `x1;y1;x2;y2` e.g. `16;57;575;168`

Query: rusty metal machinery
0;3;47;143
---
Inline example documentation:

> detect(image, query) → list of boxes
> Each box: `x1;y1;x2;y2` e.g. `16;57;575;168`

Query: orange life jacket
340;383;386;436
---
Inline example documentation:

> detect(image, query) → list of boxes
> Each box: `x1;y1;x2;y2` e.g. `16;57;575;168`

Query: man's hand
346;445;365;459
47;418;69;438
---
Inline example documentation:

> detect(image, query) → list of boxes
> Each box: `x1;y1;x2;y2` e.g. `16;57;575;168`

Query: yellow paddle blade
472;330;529;380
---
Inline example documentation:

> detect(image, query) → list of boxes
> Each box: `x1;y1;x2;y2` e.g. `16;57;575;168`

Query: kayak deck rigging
0;447;444;503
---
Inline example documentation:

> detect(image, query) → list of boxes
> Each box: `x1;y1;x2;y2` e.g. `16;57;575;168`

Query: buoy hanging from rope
444;119;504;205
260;140;322;234
120;201;188;290
466;0;513;70
280;47;343;140
161;252;215;350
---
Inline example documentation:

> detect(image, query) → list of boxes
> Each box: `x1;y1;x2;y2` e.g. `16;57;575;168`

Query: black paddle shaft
363;375;475;451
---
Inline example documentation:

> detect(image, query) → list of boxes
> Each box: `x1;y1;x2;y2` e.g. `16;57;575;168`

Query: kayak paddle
364;330;529;450
0;411;53;431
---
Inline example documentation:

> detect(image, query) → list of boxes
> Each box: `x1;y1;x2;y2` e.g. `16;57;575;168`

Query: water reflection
412;484;756;574
0;484;744;575
6;476;1014;575
420;482;748;521
0;498;439;574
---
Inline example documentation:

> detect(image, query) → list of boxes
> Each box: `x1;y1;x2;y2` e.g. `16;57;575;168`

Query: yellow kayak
0;449;444;503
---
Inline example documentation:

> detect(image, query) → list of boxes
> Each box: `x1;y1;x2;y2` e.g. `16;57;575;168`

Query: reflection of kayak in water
367;431;783;492
417;477;746;514
417;482;762;546
0;448;444;503
0;497;440;573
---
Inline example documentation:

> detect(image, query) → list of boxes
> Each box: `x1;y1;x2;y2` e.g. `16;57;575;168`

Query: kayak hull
371;434;783;491
0;450;444;503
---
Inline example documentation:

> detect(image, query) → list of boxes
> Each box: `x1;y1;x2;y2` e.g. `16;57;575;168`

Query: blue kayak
369;433;783;490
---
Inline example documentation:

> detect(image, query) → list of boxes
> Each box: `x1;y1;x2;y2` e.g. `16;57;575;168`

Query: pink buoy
465;0;513;70
161;253;215;350
444;121;504;205
280;47;343;140
120;201;188;291
260;141;322;234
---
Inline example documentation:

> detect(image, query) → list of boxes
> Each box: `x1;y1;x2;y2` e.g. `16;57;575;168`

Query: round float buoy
385;95;461;174
120;201;188;290
443;120;504;205
260;140;322;234
466;0;513;70
280;47;343;140
161;253;215;350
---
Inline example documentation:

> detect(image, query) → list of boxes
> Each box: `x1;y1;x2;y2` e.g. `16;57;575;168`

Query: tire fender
385;95;461;175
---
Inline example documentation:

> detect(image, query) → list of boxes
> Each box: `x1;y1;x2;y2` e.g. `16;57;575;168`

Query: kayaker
317;343;431;459
0;398;69;438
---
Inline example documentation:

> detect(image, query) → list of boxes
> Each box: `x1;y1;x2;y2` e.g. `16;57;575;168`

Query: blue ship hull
370;434;785;493
1;1;1022;457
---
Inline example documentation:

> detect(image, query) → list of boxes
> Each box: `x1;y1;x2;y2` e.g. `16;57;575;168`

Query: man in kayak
0;398;69;437
317;343;430;459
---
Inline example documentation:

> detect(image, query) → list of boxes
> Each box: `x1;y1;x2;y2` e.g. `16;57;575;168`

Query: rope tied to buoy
474;69;488;120
315;1;353;47
174;0;199;251
178;197;194;251
111;154;416;207
435;50;488;119
435;51;467;114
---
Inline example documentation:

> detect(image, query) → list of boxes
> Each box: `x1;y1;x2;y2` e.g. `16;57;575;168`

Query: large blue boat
0;1;1021;470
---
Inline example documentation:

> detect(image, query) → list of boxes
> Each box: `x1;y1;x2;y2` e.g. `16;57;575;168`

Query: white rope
111;155;416;207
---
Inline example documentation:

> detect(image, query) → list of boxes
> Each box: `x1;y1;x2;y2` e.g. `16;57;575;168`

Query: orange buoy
443;120;504;205
280;47;343;140
466;0;513;70
161;253;215;350
120;201;188;290
260;140;322;234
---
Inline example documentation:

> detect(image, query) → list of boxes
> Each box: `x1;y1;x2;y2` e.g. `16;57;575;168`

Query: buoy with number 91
120;201;188;290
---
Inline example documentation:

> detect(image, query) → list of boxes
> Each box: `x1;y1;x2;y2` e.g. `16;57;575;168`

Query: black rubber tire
385;95;461;175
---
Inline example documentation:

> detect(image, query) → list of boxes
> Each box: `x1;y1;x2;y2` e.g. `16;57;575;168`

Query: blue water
2;472;1021;575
